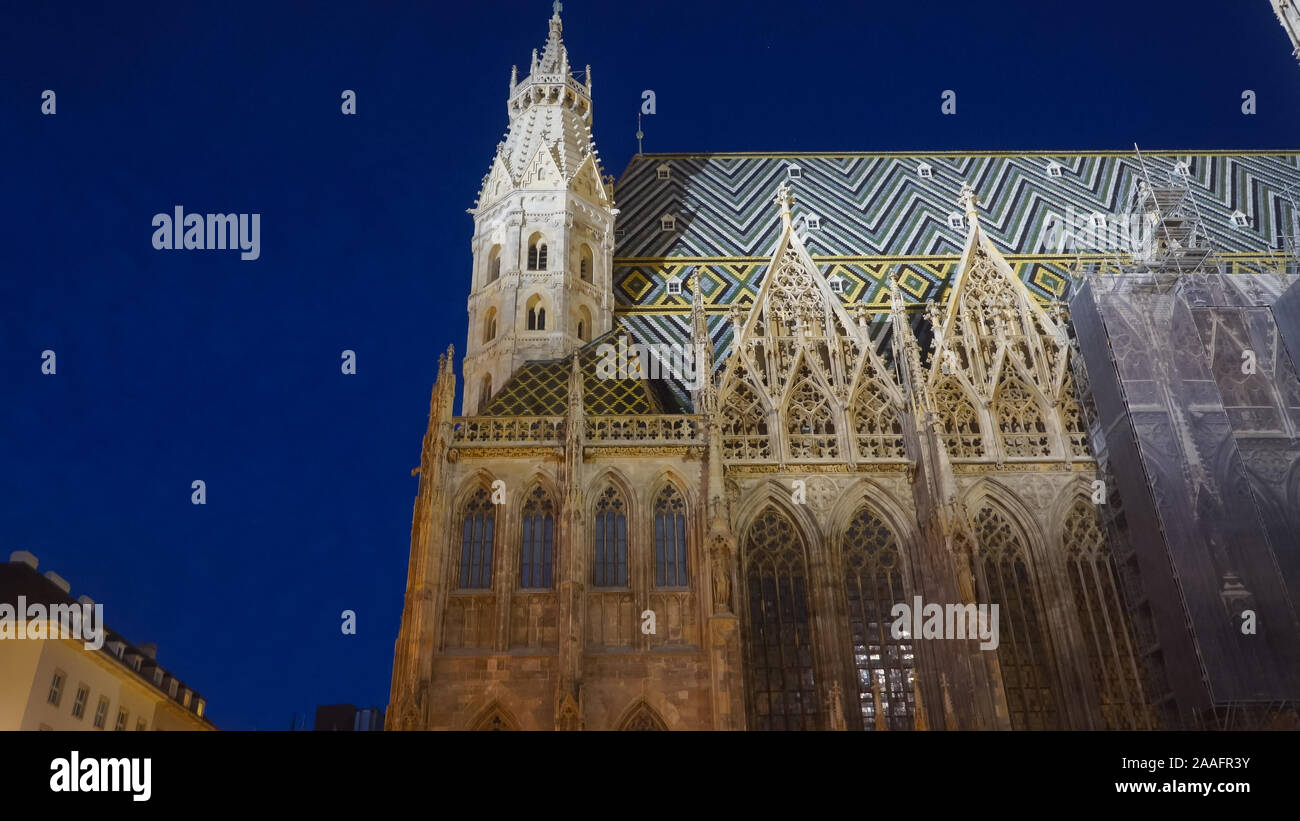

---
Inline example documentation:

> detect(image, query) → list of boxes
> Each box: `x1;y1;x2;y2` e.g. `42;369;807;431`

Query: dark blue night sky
1;0;1296;730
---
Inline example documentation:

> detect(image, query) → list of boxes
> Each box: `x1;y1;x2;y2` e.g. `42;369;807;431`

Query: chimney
8;550;38;570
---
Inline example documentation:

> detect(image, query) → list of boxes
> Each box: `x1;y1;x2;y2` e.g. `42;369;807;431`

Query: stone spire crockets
460;2;617;415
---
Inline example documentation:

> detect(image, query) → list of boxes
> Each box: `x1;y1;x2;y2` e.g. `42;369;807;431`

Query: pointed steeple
461;3;616;415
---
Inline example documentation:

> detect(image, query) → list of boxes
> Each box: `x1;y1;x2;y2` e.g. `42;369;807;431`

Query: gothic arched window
974;505;1061;729
579;244;594;283
1059;372;1091;457
933;380;984;458
457;488;495;589
653;485;688;587
592;487;628;587
843;507;913;730
527;233;547;271
996;377;1052;457
479;375;492;411
576;305;592;343
1063;500;1154;729
520;486;555;589
744;507;819;730
482;307;497;344
526;295;546;331
487;245;502;283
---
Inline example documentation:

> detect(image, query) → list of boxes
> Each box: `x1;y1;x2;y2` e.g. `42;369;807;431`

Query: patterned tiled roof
611;150;1300;371
480;331;687;415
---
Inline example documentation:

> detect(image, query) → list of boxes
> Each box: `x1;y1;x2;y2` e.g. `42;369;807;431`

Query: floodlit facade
388;7;1300;730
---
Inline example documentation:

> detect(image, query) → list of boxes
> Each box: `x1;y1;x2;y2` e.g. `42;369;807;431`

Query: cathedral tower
461;3;617;415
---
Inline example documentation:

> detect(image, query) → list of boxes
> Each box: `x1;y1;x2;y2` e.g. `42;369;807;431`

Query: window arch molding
518;481;559;590
450;473;502;592
650;478;692;589
737;498;824;730
585;469;638;590
960;480;1066;730
524;292;549;332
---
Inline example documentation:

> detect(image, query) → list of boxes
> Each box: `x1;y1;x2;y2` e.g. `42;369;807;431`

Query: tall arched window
653;485;687;587
457;488;495;589
527;233;547;271
487;245;502;283
974;504;1061;729
520;486;555;589
843;506;913;730
996;377;1051;457
744;507;819;730
1063;500;1154;729
526;295;546;331
479;375;492;411
579;244;594;283
576;305;592;343
592;487;628;587
482;307;497;344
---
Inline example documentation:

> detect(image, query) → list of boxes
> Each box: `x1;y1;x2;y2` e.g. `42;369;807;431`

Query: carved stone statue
710;538;732;613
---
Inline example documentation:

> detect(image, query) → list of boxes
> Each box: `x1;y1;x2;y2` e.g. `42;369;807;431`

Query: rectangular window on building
135;719;148;731
48;670;66;706
115;708;129;731
93;697;110;729
71;685;89;719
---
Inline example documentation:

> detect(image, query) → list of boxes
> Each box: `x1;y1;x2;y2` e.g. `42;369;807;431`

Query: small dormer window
661;215;676;232
828;275;846;294
1173;161;1191;177
1231;210;1249;228
787;164;802;179
804;215;820;231
1046;161;1063;178
666;276;682;295
917;163;934;179
1090;213;1108;231
614;228;625;240
947;211;964;229
656;164;670;180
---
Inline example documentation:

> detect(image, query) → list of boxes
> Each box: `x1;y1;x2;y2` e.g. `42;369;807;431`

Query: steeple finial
774;184;796;229
959;182;980;224
553;0;563;18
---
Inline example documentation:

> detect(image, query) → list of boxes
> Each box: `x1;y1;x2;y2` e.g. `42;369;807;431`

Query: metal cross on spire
553;0;562;16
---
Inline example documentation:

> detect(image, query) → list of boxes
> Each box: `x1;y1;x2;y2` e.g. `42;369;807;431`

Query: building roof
610;151;1300;373
0;555;216;728
480;330;688;416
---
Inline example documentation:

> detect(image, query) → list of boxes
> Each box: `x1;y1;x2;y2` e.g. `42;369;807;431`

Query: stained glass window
592;487;628;587
653;485;688;587
520;486;555;589
458;488;495;589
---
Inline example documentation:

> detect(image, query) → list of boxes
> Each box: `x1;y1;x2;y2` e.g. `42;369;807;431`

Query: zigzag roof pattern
613;151;1300;260
602;150;1300;406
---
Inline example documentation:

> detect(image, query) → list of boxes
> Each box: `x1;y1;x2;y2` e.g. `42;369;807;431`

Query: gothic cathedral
388;6;1300;730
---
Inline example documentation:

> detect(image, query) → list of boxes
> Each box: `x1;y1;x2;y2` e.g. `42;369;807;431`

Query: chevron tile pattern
604;150;1300;406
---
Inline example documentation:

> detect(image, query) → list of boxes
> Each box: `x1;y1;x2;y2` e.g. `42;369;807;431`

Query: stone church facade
387;7;1300;730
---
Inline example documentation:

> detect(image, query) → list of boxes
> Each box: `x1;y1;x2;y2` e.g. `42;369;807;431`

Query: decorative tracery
851;380;905;459
842;507;913;730
720;375;771;461
1063;501;1154;729
743;507;819;730
996;377;1052;457
785;365;839;460
933;380;984;458
973;505;1061;730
